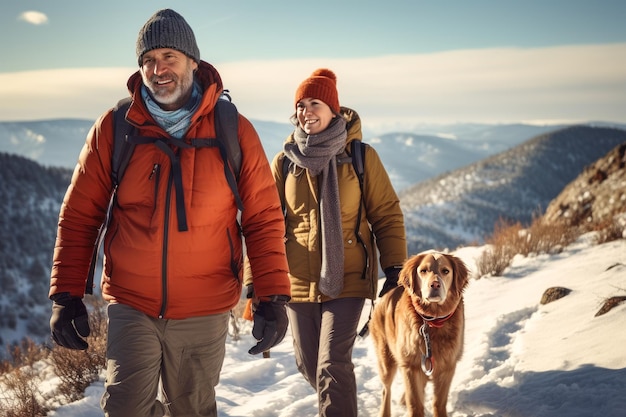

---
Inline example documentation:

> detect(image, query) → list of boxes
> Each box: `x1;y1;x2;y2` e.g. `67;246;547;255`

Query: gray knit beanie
136;9;200;66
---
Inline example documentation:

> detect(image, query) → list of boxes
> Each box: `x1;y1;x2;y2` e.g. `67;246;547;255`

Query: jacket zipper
159;171;174;318
149;164;161;217
149;163;160;181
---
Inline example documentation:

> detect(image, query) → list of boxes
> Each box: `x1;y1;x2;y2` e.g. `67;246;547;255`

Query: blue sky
2;0;626;127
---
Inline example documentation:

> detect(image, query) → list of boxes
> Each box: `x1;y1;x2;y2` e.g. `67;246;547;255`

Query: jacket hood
341;106;363;146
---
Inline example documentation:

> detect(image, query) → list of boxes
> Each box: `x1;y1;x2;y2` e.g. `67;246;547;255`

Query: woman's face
296;98;335;135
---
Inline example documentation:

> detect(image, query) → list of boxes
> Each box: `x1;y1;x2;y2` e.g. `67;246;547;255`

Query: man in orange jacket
48;9;290;416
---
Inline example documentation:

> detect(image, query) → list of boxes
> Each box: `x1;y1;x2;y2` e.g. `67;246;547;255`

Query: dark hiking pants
287;297;365;417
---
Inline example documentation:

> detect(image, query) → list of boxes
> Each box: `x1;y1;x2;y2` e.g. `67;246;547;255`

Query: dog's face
400;252;468;306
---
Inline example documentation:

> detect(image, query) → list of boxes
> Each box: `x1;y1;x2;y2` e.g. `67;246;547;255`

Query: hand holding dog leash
49;292;91;350
379;266;402;298
248;295;290;355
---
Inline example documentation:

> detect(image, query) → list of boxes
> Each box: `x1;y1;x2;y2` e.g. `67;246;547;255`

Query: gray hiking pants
287;297;365;417
101;303;229;417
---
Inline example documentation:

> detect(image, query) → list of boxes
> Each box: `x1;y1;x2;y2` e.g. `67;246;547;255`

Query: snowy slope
42;235;626;417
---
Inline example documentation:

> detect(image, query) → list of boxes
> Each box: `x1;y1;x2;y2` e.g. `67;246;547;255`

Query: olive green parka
271;107;407;303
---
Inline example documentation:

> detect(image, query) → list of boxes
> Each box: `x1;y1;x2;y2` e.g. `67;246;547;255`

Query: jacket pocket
226;227;243;283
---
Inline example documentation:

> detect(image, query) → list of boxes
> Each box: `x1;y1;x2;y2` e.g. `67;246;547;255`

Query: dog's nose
430;279;441;289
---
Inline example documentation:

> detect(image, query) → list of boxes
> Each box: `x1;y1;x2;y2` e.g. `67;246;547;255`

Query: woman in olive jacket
271;69;407;417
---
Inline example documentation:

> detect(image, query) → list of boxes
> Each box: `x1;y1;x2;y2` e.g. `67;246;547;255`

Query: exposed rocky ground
543;142;626;229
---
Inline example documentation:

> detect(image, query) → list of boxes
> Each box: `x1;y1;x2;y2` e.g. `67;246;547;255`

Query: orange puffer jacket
50;61;290;319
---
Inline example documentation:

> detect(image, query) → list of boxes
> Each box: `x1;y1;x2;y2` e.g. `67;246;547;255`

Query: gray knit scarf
283;117;348;298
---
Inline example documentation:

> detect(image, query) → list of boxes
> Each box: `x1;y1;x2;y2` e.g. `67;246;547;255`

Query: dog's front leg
379;383;392;417
400;366;427;417
432;366;456;417
377;355;396;417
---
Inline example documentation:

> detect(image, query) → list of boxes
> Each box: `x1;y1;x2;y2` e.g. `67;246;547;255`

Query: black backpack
85;95;242;294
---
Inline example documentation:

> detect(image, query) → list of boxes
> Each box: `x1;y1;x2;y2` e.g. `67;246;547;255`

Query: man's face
140;48;198;111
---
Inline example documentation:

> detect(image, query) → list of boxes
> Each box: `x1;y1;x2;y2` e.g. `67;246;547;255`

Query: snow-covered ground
38;235;626;416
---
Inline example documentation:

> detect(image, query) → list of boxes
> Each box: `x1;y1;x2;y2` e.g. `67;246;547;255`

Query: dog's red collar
418;311;454;328
411;297;458;327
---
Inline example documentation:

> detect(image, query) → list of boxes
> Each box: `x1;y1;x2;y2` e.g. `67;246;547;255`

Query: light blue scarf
141;81;202;139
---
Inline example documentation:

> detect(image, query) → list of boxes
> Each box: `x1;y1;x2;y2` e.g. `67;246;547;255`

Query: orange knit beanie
294;68;340;113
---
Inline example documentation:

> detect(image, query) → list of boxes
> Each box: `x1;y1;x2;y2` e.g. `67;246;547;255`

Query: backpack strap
214;97;243;208
350;140;366;194
86;97;136;294
216;94;241;179
111;98;136;186
280;154;291;217
349;140;369;280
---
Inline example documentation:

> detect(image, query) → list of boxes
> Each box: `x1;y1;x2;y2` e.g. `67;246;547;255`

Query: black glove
245;283;254;299
50;292;90;350
248;295;290;355
379;266;402;298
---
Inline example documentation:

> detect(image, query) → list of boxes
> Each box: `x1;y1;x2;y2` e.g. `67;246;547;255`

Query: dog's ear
451;255;470;295
399;254;423;295
399;265;411;289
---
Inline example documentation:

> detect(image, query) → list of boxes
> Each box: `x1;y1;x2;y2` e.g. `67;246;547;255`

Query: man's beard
143;66;194;108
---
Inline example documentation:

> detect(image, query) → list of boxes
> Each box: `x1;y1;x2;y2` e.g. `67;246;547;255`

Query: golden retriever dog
370;251;470;417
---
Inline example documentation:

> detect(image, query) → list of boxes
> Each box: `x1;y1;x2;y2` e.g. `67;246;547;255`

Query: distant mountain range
400;125;626;253
4;116;623;192
1;117;625;348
